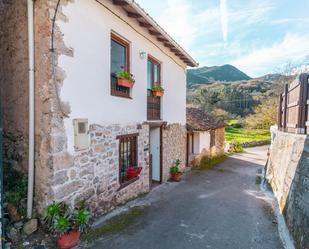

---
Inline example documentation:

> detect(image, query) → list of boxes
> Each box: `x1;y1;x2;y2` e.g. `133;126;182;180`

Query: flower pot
117;78;134;88
56;230;80;249
127;168;142;179
170;172;182;182
152;90;164;97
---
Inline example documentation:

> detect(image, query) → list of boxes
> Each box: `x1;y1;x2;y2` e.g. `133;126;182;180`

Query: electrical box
73;119;89;150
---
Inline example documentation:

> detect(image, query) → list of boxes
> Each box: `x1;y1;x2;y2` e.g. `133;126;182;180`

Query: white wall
199;131;210;153
193;132;200;154
58;1;188;152
191;131;210;154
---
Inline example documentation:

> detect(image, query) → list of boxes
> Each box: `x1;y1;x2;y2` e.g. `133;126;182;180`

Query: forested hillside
187;67;294;127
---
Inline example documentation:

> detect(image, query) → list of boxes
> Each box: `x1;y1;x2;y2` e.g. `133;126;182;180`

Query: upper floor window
111;33;131;98
147;56;161;89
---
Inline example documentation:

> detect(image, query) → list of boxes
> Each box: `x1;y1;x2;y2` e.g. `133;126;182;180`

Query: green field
225;121;271;143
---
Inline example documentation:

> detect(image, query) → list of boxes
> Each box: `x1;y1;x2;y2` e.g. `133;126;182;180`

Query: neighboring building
186;108;225;166
0;0;198;216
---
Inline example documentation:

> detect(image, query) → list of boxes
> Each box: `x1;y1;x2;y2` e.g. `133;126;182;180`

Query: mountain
187;64;251;87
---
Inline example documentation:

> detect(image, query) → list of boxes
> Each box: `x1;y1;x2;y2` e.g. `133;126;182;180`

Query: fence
278;73;309;134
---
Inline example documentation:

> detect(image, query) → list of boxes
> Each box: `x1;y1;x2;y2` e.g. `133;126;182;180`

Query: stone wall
162;124;187;182
50;123;150;215
267;130;309;249
0;0;29;171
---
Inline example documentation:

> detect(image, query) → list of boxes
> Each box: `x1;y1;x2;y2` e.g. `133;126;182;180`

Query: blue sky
135;0;309;77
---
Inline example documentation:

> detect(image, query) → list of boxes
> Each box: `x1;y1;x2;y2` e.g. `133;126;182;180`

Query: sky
135;0;309;77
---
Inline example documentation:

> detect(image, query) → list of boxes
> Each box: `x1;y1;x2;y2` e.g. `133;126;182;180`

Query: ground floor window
117;133;138;184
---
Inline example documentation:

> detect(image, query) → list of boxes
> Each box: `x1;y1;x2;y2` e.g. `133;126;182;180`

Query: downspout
27;0;35;219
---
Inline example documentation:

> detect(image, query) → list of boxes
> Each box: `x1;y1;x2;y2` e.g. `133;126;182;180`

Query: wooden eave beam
139;22;152;28
112;0;129;6
164;43;173;48
149;30;162;36
157;37;169;42
127;11;142;18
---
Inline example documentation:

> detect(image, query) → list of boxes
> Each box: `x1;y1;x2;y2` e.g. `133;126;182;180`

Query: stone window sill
118;176;140;191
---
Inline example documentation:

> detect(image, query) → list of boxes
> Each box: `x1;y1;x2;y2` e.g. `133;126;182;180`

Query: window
117;134;138;184
147;56;161;89
210;130;216;147
111;33;130;98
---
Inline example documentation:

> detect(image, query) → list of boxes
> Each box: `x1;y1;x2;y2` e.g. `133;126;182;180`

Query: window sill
111;93;132;99
118;176;140;191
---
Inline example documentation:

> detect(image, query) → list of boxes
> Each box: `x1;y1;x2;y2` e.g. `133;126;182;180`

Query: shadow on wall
267;131;309;249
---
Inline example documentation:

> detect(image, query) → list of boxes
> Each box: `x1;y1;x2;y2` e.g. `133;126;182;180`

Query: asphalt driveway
89;146;284;249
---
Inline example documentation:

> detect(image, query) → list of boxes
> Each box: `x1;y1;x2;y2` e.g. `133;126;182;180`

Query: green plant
74;201;91;233
116;69;135;82
151;85;164;92
45;202;62;226
170;159;181;174
45;201;91;236
53;215;71;236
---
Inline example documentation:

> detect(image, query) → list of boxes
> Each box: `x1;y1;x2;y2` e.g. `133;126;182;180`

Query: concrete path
90;146;284;249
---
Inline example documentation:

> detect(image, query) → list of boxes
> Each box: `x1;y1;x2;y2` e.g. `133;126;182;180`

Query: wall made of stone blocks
162;124;187;182
0;0;29;170
267;131;309;249
50;123;150;215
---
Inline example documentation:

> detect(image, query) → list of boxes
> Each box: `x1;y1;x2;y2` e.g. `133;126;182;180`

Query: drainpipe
27;0;35;219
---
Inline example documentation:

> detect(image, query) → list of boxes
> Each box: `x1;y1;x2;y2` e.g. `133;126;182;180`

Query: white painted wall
57;1;188;152
199;131;211;153
193;132;200;154
192;131;210;154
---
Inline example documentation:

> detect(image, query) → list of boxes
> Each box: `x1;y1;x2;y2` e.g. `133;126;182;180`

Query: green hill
187;64;251;87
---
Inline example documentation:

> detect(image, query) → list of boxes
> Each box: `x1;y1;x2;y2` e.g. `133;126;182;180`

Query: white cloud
232;33;309;77
220;0;228;44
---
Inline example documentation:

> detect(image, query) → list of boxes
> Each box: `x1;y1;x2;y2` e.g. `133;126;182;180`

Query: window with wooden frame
117;134;138;185
210;130;216;147
147;56;162;120
111;33;131;98
147;56;161;89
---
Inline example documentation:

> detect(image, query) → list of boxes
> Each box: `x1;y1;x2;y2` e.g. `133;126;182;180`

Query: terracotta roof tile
186;108;225;131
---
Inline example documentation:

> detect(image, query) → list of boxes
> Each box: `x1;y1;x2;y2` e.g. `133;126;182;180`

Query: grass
81;207;145;243
225;126;270;144
194;154;228;170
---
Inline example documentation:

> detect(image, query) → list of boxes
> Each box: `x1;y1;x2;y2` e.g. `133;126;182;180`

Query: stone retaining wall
267;130;309;249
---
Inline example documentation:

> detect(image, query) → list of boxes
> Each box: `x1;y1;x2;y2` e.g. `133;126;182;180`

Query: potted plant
126;165;142;179
151;85;164;97
116;67;135;88
45;201;91;249
170;159;182;182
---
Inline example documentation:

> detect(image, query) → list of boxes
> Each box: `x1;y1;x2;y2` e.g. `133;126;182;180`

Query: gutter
27;0;35;219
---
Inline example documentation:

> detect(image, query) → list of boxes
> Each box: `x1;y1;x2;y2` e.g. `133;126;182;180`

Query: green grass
81;207;145;243
194;154;228;170
225;126;270;143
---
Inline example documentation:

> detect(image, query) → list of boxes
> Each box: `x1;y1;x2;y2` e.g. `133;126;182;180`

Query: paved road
91;146;284;249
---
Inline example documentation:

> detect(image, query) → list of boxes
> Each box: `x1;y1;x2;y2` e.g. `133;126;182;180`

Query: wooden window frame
117;133;139;187
147;55;161;88
111;33;131;98
210;130;216;147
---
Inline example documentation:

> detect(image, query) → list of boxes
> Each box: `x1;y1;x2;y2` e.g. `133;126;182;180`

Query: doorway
150;127;162;183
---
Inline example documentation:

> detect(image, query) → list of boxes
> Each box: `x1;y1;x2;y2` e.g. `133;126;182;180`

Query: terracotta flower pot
117;77;134;88
171;172;182;182
56;230;80;249
152;90;164;97
127;168;142;179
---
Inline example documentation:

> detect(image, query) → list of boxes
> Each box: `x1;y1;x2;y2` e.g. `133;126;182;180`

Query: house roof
186;108;225;131
108;0;199;67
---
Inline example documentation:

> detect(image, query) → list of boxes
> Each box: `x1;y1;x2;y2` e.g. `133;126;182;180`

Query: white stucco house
0;0;198;217
187;108;225;166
